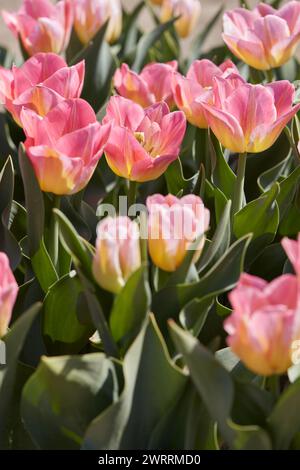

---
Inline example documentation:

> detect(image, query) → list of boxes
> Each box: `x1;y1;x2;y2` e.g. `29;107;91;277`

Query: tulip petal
103;95;144;131
42;61;85;99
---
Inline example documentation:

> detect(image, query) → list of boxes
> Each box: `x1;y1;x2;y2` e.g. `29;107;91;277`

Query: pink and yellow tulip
172;59;239;128
74;0;122;45
21;98;111;195
0;253;18;338
103;96;186;182
92;216;141;294
225;271;300;376
147;194;210;272
160;0;201;39
114;61;178;109
2;0;73;56
202;78;300;153
0;53;84;126
223;2;300;70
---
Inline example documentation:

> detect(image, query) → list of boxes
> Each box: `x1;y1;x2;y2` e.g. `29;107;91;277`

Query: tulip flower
21;98;111;195
92;216;141;294
225;272;300;376
172;59;239;128
146;194;210;272
0;53;84;126
0;253;18;338
223;2;300;71
103;96;186;182
114;61;178;109
2;0;73;56
160;0;202;39
74;0;122;45
282;234;300;276
202;78;300;154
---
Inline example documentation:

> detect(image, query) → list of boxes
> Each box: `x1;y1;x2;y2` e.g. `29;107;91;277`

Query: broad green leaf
165;158;198;196
257;150;292;192
0;303;41;448
31;240;58;293
21;353;122;449
210;133;236;201
277;165;300;221
82;315;186;450
229;422;272;450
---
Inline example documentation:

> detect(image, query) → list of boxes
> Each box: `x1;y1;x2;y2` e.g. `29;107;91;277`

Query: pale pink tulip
172;59;239;128
103;96;186;182
0;53;84;126
0;253;18;338
282;234;300;276
202;78;300;153
160;0;201;39
223;2;300;70
74;0;122;45
2;0;73;56
147;194;210;272
225;272;300;376
92;216;141;294
21;98;111;195
114;61;178;108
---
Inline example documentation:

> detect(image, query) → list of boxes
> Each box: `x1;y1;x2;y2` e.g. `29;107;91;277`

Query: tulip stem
265;69;274;83
49;195;61;270
267;375;280;400
231;153;247;222
127;180;138;208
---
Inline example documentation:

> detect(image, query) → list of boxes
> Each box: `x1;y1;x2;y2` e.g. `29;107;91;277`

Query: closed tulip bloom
160;0;201;39
202;78;300;153
2;0;73;56
225;273;300;376
223;2;300;71
74;0;122;45
93;217;141;294
0;53;84;126
147;194;210;272
172;59;239;128
114;61;178;109
0;253;18;338
21;98;111;195
103;96;186;182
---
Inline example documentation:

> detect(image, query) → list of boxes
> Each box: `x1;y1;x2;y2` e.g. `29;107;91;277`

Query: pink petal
266;80;295;117
103;95;144;132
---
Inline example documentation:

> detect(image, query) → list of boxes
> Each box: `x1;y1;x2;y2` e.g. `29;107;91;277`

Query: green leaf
257;150;292;192
82;315;186;450
0;303;41;448
229;422;272;450
169;321;235;446
165;158;198;196
110;266;151;352
21;353;122;449
268;378;300;449
277;165;300;221
132;18;177;72
210;129;236;201
31;240;58;293
43;272;94;355
179;298;213;336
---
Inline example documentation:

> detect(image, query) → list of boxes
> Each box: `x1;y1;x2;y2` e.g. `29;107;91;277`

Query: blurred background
0;0;291;58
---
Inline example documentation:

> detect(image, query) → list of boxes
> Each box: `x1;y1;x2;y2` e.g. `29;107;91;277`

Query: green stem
231;153;247;221
127;180;138;208
265;68;274;82
267;375;280;400
49;195;61;269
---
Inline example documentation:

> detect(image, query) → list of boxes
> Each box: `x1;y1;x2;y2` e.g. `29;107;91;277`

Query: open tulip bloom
2;0;73;56
0;53;85;125
223;2;300;71
0;253;18;338
21;98;111;195
103;96;186;182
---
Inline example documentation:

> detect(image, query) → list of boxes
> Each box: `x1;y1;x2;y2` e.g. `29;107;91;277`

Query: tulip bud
225;273;300;376
74;0;122;45
146;194;210;272
0;253;18;338
160;0;201;39
92;217;142;294
2;0;73;56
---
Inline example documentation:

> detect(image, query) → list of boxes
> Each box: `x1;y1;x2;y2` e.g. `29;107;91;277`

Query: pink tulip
92;216;141;294
160;0;201;39
103;96;186;182
2;0;73;56
223;2;300;70
0;253;18;338
225;272;300;376
172;59;239;128
114;61;178;109
202;78;300;153
282;234;300;276
74;0;122;45
0;53;84;126
146;194;210;272
21;98;111;195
